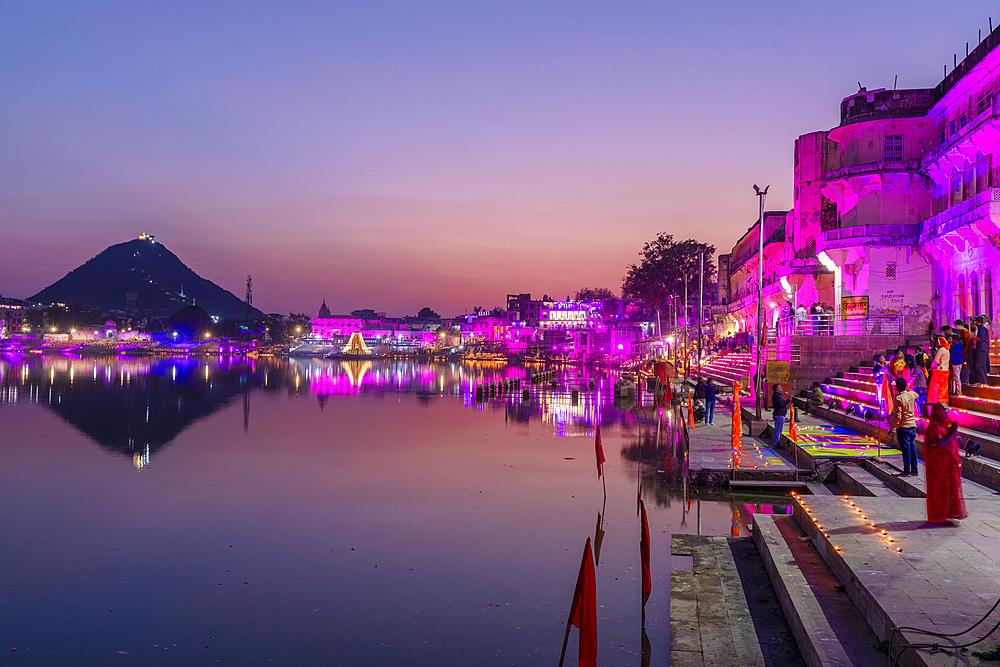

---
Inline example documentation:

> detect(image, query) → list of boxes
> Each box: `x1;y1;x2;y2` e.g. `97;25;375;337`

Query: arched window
958;274;967;321
971;273;981;317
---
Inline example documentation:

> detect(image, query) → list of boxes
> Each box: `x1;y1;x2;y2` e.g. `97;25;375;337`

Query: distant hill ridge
29;235;262;320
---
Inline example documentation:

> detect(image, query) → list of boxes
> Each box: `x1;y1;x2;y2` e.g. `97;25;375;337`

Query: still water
1;355;789;665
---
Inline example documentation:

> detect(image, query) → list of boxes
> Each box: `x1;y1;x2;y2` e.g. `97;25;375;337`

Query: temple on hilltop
714;26;1000;389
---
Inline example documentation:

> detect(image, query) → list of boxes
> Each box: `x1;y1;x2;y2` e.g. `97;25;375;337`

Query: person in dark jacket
973;315;992;385
704;379;718;425
770;384;789;447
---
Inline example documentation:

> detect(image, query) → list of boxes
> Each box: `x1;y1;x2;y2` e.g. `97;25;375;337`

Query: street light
753;184;769;420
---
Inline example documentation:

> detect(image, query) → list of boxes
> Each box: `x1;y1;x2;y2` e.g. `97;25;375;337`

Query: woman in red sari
924;402;966;523
927;337;951;406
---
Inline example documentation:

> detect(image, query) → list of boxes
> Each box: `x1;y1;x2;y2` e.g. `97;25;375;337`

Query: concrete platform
753;513;884;667
791;493;1000;666
670;534;805;666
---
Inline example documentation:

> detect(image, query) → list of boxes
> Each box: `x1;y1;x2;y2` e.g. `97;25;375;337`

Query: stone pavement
669;534;804;666
791;491;1000;667
686;402;811;485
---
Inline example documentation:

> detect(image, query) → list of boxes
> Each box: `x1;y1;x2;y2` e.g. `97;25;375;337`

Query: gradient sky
2;1;996;316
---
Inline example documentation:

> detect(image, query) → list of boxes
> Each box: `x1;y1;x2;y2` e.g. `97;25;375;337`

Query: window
950;120;957;135
886;262;896;280
884;135;904;162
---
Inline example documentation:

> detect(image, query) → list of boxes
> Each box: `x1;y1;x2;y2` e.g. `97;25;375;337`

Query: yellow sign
766;360;790;383
841;296;868;316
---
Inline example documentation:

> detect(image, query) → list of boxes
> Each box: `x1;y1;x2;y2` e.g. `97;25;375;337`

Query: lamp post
753;184;769;420
698;251;704;379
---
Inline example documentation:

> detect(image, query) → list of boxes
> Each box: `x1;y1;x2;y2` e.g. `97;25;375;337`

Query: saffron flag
789;405;800;443
595;426;606;478
687;395;696;432
567;538;598;667
731;381;742;466
881;372;892;411
663;377;673;404
639;499;651;605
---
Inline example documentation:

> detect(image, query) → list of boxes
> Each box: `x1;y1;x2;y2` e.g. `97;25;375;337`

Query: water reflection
0;352;794;665
2;354;651;468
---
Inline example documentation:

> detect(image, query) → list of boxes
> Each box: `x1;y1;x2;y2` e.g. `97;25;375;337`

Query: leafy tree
416;307;440;320
170;305;212;340
574;287;617;302
622;235;716;311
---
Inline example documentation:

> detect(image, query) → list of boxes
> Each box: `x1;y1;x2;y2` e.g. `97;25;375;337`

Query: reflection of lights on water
132;444;150;470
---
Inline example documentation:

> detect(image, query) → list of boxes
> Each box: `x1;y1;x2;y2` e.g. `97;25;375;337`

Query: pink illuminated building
720;26;1000;357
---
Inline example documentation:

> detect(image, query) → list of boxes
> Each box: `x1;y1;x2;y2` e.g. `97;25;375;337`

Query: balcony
818;224;920;251
824;159;921;182
918;187;1000;243
728;224;786;275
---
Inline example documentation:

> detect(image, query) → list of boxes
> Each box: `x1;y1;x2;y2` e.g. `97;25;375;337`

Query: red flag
881;372;892;410
567;538;598;667
789;405;800;443
639;499;651;605
663;376;673;403
687;395;696;432
595;426;606;478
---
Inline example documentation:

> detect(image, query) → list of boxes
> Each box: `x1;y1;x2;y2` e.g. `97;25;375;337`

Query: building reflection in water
3;353;659;469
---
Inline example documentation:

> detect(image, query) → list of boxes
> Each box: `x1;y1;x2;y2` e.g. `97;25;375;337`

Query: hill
29;235;263;320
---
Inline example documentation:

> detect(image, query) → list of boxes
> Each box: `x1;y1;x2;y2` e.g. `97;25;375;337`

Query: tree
574;287;616;302
170;305;212;340
622;234;716;311
416;307;440;320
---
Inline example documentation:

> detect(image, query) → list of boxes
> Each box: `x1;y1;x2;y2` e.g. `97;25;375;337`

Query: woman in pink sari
924;403;966;523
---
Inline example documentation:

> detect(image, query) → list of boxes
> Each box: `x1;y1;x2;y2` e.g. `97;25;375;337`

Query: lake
0;354;789;665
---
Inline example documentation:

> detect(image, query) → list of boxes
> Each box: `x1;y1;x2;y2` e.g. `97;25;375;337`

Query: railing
764;342;801;366
919;187;999;241
824;159;922;181
773;313;904;337
822;224;920;241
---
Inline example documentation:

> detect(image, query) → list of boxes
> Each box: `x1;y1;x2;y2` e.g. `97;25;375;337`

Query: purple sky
2;2;995;316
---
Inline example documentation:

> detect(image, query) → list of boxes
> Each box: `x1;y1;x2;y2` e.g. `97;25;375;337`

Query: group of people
926;316;993;404
792;302;835;336
691;378;719;425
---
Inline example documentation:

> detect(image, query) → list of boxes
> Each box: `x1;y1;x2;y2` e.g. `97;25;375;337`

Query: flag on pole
687;395;696;432
789;404;800;443
595;426;606;478
731;381;742;467
639;499;651;605
567;538;598;667
663;377;673;404
593;513;605;567
881;372;892;411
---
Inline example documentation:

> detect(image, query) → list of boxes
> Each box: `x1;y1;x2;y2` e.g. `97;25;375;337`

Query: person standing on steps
704;378;718;426
973;315;992;385
949;334;964;396
770;384;789;448
889;377;919;477
924;402;966;524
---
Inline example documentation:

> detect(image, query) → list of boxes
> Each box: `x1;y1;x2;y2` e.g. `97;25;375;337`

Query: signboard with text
841;296;869;316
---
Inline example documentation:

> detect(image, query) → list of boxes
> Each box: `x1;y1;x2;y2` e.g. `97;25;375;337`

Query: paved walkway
685;402;810;484
670;534;804;666
793;492;1000;666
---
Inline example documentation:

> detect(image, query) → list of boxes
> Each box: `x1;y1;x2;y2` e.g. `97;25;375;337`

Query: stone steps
752;513;884;667
835;464;901;498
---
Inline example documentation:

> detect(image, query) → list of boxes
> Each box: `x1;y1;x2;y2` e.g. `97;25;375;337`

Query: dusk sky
2;2;996;317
